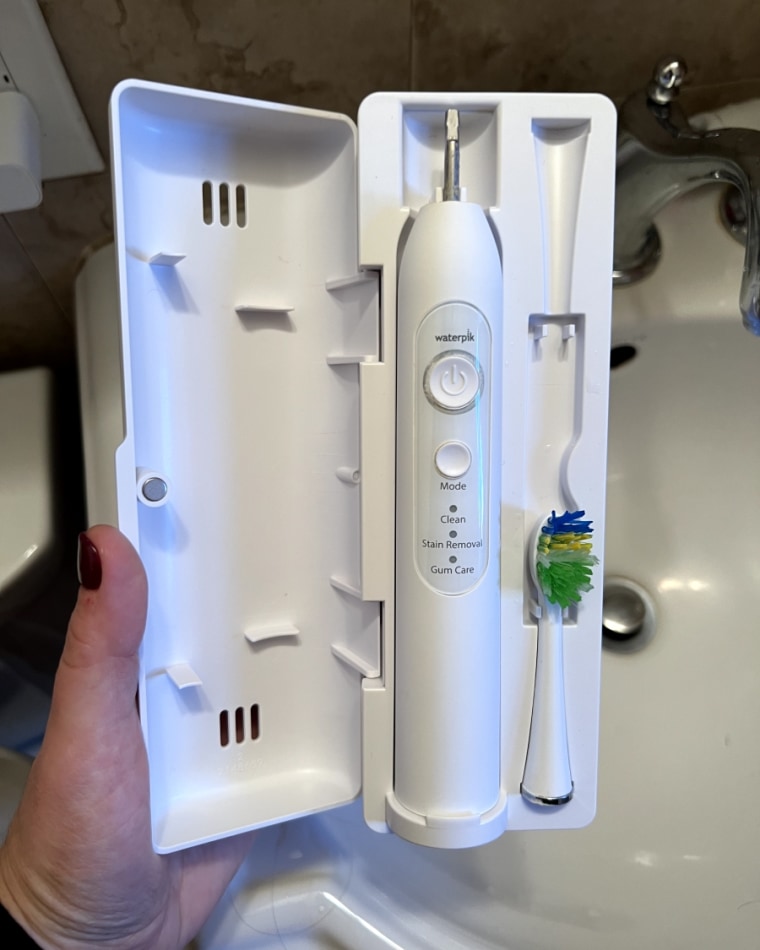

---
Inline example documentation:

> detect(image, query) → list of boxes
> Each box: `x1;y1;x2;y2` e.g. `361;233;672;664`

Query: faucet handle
647;57;688;104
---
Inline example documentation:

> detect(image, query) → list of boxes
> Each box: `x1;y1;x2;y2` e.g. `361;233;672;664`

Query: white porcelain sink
198;113;760;949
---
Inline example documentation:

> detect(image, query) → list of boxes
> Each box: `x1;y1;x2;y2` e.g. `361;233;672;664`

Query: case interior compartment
112;83;380;851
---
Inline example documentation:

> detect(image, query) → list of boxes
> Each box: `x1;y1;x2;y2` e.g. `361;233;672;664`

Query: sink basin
198;107;760;949
199;324;760;950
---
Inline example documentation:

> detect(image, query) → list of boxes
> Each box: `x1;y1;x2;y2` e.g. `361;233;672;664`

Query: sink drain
610;344;637;369
602;577;656;652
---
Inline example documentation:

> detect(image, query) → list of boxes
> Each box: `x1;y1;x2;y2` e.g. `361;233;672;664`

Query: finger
52;524;148;730
3;526;153;912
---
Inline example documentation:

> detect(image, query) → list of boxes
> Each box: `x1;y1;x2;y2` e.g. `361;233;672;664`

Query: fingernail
77;532;102;590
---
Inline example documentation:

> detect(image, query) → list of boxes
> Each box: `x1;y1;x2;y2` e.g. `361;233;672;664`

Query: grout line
1;212;69;322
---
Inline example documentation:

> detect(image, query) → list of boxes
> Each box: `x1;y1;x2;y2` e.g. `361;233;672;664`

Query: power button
423;350;483;412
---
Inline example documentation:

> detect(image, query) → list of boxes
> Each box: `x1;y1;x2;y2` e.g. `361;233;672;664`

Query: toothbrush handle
521;600;574;805
393;200;503;820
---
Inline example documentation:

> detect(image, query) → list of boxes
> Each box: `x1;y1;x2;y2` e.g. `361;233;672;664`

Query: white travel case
96;81;615;853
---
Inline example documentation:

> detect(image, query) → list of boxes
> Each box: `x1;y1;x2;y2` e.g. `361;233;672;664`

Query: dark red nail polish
77;532;102;590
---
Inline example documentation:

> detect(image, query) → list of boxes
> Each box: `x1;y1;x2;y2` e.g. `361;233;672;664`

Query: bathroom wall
2;0;760;369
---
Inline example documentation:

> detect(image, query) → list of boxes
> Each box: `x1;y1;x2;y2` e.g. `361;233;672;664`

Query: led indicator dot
449;505;457;513
449;530;457;538
449;556;457;563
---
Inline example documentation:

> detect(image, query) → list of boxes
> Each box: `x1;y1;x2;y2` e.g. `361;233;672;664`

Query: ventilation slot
219;182;230;226
201;181;247;228
236;184;247;227
202;180;213;225
219;704;260;746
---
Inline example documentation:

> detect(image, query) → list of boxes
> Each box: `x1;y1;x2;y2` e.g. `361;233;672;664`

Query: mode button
434;441;472;478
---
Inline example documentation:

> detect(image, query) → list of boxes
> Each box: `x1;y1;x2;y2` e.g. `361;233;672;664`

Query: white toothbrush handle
393;200;503;820
521;599;574;805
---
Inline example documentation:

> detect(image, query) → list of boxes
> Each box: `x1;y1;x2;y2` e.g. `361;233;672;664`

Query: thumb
0;530;160;943
52;524;148;731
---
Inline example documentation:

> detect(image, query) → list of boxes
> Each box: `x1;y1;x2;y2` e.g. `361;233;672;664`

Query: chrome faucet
613;56;760;335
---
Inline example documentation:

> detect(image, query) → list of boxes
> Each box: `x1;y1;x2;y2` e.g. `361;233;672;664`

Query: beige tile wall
3;0;760;369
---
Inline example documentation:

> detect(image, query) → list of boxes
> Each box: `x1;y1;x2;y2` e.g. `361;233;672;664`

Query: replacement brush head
535;509;598;610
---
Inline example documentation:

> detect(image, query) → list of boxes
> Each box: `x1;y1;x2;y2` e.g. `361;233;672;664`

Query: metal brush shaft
443;108;460;201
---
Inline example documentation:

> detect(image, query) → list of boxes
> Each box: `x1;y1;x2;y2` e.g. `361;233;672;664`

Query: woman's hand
0;525;253;949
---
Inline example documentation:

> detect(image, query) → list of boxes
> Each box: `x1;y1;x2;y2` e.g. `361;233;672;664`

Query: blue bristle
541;509;593;536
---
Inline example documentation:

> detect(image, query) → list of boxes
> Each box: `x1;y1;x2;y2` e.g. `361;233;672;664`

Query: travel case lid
111;80;381;851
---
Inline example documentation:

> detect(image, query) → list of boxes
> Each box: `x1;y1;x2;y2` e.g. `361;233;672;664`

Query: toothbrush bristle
536;510;598;609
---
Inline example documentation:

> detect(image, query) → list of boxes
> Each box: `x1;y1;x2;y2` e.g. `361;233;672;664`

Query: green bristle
536;557;595;609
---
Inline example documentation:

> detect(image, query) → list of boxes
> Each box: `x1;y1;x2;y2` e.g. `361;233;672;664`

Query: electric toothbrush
393;110;503;823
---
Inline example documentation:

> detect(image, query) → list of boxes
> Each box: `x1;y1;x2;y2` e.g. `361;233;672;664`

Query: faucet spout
614;57;760;335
